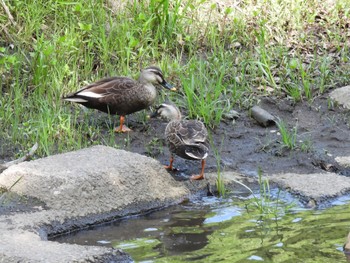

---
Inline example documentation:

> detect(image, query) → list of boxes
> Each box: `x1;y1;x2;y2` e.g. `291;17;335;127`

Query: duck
62;66;176;132
151;102;209;180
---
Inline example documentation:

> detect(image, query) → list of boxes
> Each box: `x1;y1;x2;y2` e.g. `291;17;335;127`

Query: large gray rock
0;145;189;214
330;85;350;109
0;145;190;263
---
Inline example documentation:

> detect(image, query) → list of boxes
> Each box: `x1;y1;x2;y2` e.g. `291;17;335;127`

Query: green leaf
78;23;92;32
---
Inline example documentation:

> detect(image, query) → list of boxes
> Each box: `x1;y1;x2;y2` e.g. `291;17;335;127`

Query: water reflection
54;197;239;260
53;195;350;262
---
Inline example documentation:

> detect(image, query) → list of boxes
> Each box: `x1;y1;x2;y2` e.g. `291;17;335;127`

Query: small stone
329;86;350;109
335;156;350;168
306;199;317;208
230;42;241;49
223;110;240;120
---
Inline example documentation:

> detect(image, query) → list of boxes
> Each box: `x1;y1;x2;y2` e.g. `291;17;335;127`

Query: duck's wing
175;120;209;160
179;120;208;145
63;77;137;101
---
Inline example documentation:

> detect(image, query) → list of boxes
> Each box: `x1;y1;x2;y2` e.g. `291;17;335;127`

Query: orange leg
115;115;132;133
165;155;174;170
190;159;206;180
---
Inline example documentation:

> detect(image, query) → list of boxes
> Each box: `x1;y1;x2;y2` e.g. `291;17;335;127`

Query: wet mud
106;95;350;179
0;94;349;215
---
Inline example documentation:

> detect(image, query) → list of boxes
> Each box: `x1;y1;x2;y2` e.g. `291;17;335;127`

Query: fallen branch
0;142;38;173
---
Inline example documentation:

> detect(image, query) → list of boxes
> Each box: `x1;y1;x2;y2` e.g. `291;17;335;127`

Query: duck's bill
149;111;159;118
161;80;176;91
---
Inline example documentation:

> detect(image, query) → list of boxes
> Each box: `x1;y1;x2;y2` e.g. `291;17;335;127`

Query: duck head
139;66;176;91
150;102;182;121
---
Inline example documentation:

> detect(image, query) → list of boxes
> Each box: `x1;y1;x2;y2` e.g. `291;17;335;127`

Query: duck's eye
149;70;164;83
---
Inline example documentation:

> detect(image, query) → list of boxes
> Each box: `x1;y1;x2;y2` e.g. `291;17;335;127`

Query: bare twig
1;22;15;42
0;175;23;203
1;0;17;27
0;142;38;173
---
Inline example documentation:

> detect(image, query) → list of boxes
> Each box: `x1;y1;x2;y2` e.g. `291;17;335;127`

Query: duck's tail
62;89;105;103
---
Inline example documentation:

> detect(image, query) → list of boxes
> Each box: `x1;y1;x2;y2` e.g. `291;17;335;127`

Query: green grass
229;168;292;218
276;119;298;150
1;0;350;158
209;133;226;197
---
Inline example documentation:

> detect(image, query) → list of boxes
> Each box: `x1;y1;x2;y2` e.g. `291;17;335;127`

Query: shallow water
54;192;350;262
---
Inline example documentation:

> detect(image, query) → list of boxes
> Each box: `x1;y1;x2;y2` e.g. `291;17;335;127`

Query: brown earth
0;92;349;212
0;91;349;262
85;93;350;180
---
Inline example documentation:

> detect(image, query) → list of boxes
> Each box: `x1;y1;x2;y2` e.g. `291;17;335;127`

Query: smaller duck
151;102;209;180
62;66;175;132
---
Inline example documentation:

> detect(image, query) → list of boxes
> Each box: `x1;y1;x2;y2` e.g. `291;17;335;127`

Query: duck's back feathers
63;77;154;115
166;120;209;160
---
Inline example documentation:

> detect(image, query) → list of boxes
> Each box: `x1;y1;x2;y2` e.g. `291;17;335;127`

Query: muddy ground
84;93;350;180
0;91;349;248
1;93;350;192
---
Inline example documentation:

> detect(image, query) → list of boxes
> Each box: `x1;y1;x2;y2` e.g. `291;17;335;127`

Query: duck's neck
138;74;151;85
142;83;157;103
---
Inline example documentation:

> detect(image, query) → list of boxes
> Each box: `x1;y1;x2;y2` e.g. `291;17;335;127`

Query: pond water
53;191;350;262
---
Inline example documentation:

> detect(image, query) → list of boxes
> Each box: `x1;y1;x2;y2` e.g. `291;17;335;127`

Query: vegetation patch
1;0;349;160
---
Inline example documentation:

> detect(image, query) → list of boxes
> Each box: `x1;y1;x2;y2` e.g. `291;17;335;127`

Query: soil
0;92;349;262
0;92;349;210
99;94;350;179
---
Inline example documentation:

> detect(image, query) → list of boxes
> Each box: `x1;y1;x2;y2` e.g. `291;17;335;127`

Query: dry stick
1;22;15;42
0;1;36;44
0;142;38;173
0;175;23;203
1;0;17;27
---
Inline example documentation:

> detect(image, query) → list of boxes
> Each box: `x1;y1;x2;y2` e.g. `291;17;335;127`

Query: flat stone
0;230;132;263
0;145;190;263
335;156;350;167
269;172;350;203
329;86;350;109
0;145;188;214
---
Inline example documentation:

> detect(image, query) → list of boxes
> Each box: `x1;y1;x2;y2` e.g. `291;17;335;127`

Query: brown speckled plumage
165;119;209;161
151;102;209;179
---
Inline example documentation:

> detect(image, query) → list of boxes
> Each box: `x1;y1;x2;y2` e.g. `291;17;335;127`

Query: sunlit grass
276;119;298;150
209;134;226;197
0;0;350;158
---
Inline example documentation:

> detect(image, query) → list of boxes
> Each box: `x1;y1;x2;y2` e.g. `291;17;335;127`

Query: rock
306;199;317;209
330;86;350;109
335;156;350;168
0;145;189;214
0;145;190;263
268;172;350;203
223;109;240;120
0;230;132;263
250;105;276;127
